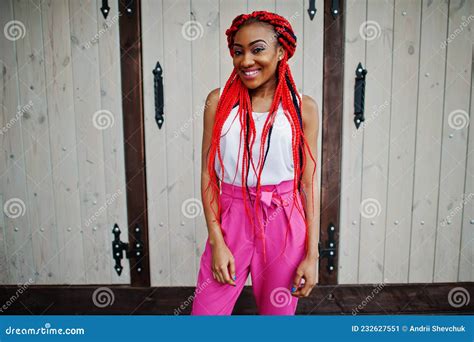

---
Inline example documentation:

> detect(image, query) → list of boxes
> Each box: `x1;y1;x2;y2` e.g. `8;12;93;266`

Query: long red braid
205;11;317;262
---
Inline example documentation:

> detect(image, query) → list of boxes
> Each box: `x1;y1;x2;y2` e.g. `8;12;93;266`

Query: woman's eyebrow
233;39;267;47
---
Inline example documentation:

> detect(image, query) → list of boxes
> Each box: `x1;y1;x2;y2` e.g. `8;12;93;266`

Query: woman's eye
253;47;264;53
234;50;242;55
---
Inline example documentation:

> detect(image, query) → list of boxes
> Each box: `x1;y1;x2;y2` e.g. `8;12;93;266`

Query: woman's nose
241;53;255;67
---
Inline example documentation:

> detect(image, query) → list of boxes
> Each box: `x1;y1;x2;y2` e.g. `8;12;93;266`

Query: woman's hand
291;256;318;297
210;241;236;286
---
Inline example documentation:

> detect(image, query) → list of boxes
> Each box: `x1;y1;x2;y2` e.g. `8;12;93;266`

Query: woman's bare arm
291;94;321;297
299;94;321;261
200;88;236;286
201;88;225;247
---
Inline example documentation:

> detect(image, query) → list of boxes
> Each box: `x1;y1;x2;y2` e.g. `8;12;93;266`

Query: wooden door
141;0;324;286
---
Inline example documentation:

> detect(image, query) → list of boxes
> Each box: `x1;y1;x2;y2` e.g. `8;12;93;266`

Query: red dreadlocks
205;11;317;262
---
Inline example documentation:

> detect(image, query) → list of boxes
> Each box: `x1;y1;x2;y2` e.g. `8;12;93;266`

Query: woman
191;11;320;315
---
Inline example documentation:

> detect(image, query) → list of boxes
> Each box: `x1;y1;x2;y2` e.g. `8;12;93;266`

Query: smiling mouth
241;69;261;79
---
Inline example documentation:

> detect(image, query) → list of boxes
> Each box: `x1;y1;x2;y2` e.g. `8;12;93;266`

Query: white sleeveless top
214;89;301;186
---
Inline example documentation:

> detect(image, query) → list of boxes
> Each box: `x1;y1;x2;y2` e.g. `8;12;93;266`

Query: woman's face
232;22;284;90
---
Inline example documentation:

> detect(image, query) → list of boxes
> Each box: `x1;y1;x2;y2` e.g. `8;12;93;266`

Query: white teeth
243;70;259;76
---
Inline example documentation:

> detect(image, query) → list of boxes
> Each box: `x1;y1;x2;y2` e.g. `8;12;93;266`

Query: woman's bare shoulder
204;88;221;120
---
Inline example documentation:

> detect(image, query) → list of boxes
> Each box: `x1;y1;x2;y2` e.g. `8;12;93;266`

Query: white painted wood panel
163;0;196;286
339;0;367;284
382;0;421;283
458;15;474;281
433;0;472;282
301;0;323;283
408;0;449;283
1;0;36;284
247;0;275;14
95;0;130;284
0;0;129;285
142;0;172;287
357;0;394;284
190;0;220;279
340;0;473;284
13;0;60;284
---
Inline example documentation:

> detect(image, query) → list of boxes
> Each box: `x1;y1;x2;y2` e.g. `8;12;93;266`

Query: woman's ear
278;46;285;61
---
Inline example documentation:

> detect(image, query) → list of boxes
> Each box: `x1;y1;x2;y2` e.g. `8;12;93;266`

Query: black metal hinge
112;223;144;276
319;223;337;273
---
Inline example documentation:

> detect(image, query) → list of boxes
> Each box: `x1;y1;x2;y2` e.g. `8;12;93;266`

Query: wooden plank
0;194;8;283
7;0;60;284
382;0;421;283
338;0;366;284
96;0;130;284
15;0;61;284
458;12;474;282
0;283;472;314
118;0;150;287
40;0;85;284
0;0;36;284
190;0;220;282
357;0;394;284
69;0;111;284
300;1;326;284
433;0;472;282
408;0;449;283
319;0;344;284
302;0;324;284
219;0;247;88
162;0;196;286
142;0;171;286
247;0;275;14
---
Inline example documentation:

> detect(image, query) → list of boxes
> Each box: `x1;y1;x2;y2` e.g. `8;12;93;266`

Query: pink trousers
191;179;307;315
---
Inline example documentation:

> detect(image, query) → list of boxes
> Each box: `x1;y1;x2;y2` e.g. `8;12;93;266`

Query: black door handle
354;62;367;129
153;61;164;129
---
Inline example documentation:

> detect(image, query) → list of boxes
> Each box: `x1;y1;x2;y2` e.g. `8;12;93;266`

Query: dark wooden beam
319;0;345;284
118;0;150;286
1;283;472;315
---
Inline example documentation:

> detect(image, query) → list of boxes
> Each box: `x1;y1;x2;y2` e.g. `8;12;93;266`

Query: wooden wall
142;0;324;286
339;0;473;284
0;0;129;285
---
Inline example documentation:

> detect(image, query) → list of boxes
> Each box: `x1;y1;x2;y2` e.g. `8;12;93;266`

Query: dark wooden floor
1;283;473;315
